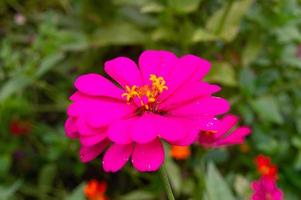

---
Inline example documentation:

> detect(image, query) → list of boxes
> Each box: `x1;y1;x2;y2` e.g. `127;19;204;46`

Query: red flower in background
9;119;31;136
251;155;283;200
170;145;191;160
255;154;278;180
84;180;108;200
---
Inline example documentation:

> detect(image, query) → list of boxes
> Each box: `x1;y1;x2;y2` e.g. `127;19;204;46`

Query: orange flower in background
9;119;31;136
255;154;278;180
84;180;108;200
170;145;191;160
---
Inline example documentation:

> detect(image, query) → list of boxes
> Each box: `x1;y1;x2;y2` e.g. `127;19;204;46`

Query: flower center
122;74;168;111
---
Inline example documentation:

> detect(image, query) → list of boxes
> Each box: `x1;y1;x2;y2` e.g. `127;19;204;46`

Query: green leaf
0;154;11;177
35;53;65;78
242;35;262;67
169;0;203;14
205;62;237;86
192;28;218;42
251;96;283;124
206;0;253;42
0;181;22;200
119;190;156;200
205;162;235;200
65;183;85;200
38;164;57;198
165;159;182;196
91;23;147;46
0;76;32;102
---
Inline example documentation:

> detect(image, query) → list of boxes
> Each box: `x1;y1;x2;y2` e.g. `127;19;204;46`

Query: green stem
160;166;175;200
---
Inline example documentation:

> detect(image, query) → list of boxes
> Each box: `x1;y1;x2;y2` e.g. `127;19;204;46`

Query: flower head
170;145;191;160
84;180;108;200
198;114;251;148
65;50;233;172
255;155;278;180
9;119;31;136
251;177;283;200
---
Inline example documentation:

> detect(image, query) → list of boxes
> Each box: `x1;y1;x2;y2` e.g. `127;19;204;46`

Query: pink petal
138;50;177;83
103;143;133;172
215;126;251;146
67;99;135;128
170;97;230;118
215;114;239;137
79;139;110;163
160;82;221;110
131;114;157;144
160;54;211;101
74;73;123;98
79;132;107;147
65;117;78;138
105;57;143;87
132;139;164;172
107;120;132;144
152;115;196;143
76;117;105;136
179;55;211;81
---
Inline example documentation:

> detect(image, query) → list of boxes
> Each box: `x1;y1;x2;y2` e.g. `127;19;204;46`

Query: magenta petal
103;143;133;172
139;50;177;83
105;57;142;87
215;114;239;137
132;139;164;172
160;82;221;109
215;127;251;146
87;103;135;128
107;120;132;144
179;54;211;81
79;132;107;147
152;115;193;142
74;73;123;98
171;97;230;117
65;117;78;138
76;117;104;136
131;114;157;144
160;54;211;101
79;139;110;163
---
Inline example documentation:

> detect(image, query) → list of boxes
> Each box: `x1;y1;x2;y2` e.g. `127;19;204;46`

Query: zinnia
251;177;283;200
198;114;251;148
84;179;108;200
170;145;191;160
65;50;232;172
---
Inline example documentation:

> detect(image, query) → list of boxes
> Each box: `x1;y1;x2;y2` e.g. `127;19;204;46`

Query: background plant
1;0;301;199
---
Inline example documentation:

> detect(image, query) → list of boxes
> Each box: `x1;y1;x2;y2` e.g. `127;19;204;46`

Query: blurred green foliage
1;0;301;199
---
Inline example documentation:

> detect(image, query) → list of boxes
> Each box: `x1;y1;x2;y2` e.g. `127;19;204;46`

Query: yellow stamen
121;74;168;110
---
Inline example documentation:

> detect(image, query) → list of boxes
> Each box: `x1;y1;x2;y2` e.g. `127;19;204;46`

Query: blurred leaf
169;0;202;14
65;183;85;200
205;162;235;200
165;159;182;196
38;164;57;198
242;35;262;67
0;76;32;102
206;0;253;42
239;67;256;97
91;23;147;46
119;190;156;200
0;154;11;177
192;28;218;42
0;181;22;200
205;62;237;86
251;96;283;124
35;53;65;78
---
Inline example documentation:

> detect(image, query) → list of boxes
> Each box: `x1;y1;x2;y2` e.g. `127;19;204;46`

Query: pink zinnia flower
198;114;251;148
65;50;231;172
251;177;284;200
